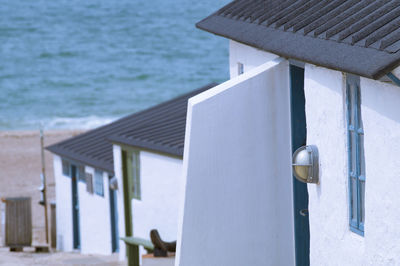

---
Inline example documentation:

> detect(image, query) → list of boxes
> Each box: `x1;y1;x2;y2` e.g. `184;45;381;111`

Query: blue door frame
109;177;119;252
71;165;81;250
290;65;310;266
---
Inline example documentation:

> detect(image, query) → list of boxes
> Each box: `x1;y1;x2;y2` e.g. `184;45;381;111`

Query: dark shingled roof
197;0;400;79
46;83;217;174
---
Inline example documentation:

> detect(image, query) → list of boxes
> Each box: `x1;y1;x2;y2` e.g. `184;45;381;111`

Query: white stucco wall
360;77;400;265
305;64;400;265
229;40;279;79
54;154;73;252
53;155;114;255
177;60;295;266
113;144;184;261
305;64;365;265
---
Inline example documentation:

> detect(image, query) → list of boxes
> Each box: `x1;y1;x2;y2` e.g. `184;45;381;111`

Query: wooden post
40;129;49;245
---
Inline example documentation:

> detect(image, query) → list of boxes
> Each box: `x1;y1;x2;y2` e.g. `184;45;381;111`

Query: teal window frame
346;74;365;236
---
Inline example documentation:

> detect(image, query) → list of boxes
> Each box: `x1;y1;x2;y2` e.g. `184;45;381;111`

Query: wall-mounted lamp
109;176;118;190
292;145;319;184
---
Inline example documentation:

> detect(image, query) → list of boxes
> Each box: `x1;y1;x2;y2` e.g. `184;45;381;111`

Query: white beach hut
46;84;215;256
176;1;400;266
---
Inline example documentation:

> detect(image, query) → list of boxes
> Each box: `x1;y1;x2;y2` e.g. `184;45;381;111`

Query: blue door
290;65;310;266
71;165;81;250
109;177;119;252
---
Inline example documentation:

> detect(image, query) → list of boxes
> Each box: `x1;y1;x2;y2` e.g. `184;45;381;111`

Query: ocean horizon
0;0;230;130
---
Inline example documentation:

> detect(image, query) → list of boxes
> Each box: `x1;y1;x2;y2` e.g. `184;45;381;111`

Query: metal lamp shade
292;145;319;184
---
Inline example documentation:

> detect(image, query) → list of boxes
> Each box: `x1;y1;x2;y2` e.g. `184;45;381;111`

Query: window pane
358;133;365;177
86;173;93;194
94;169;104;196
350;132;357;175
351;177;357;222
78;165;86;182
62;159;70;176
360;181;365;223
131;151;141;199
348;85;356;126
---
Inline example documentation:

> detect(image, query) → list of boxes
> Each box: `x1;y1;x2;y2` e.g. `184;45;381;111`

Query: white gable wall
177;60;295;266
305;64;400;265
229;40;279;79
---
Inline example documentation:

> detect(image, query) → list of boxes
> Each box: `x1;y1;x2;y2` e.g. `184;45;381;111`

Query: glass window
78;165;86;183
86;173;94;194
94;169;104;196
131;151;141;200
346;74;365;236
62;159;70;177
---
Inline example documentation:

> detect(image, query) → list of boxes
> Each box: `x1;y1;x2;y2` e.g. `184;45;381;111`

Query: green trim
121;237;154;266
122;150;133;237
113;142;183;160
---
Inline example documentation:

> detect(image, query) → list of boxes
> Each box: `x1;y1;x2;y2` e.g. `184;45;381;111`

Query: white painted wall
229;40;279;79
177;60;295;266
53;155;114;255
113;144;184;261
54;155;73;252
305;64;400;265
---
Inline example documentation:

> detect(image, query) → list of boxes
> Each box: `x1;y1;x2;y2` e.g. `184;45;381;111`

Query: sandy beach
0;130;84;245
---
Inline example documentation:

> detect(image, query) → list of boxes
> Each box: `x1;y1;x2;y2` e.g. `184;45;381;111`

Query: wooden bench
121;236;154;266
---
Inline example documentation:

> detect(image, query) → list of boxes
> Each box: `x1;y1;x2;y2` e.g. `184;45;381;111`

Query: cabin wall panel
54;155;73;252
132;151;183;242
79;166;112;255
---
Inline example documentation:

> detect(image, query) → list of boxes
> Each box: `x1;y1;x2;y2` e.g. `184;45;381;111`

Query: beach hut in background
175;1;400;266
46;83;215;257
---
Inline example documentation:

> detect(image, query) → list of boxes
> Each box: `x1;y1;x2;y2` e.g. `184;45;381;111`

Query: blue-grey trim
346;74;365;236
386;72;400;87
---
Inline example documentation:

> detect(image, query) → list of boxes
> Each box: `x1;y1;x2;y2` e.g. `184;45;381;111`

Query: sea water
0;0;230;130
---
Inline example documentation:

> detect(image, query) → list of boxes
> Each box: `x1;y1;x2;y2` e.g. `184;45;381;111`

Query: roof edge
196;14;400;80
